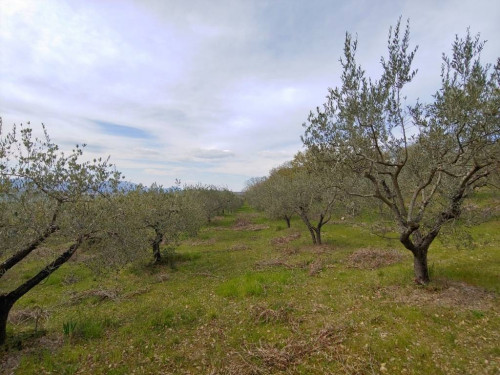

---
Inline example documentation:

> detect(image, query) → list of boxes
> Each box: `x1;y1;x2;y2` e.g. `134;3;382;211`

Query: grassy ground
1;204;499;374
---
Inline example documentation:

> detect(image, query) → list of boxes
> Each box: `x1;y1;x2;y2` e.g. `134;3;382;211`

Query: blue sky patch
96;121;152;139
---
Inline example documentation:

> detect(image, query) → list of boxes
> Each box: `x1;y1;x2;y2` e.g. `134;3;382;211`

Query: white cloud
1;0;499;190
192;149;235;160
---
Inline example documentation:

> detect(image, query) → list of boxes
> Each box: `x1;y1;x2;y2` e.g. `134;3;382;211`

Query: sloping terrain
1;207;499;374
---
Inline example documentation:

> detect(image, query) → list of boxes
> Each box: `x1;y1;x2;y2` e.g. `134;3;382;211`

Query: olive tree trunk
152;230;163;263
400;228;434;285
0;240;82;345
412;248;430;285
284;215;291;228
0;296;14;346
298;209;324;245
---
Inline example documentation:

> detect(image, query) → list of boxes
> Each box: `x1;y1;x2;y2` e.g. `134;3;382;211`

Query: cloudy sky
1;0;499;191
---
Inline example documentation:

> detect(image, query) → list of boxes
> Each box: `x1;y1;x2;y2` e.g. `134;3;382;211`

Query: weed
74;318;105;339
62;321;77;337
470;310;485;319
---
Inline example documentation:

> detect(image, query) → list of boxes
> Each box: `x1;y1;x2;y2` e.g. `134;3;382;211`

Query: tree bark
298;209;321;245
0;295;14;346
308;227;318;245
284;216;291;228
314;215;328;246
314;227;322;245
152;230;163;263
0;225;59;279
413;248;430;285
0;239;82;345
0;205;60;279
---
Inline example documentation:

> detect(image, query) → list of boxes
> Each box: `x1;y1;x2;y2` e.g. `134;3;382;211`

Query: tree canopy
0;121;130;344
302;20;499;283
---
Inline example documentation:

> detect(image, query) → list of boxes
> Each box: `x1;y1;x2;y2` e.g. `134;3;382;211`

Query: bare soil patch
308;258;324;276
270;233;301;246
346;248;405;270
232;216;269;231
232;222;269;232
379;280;498;310
0;334;63;375
301;244;332;255
278;246;300;256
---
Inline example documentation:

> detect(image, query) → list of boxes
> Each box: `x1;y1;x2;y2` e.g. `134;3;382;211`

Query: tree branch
0;203;60;279
6;236;84;302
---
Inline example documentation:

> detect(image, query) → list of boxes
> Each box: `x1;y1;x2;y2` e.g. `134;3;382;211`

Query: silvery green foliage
245;166;295;225
0;120;131;344
185;184;242;223
0;120;129;277
246;155;343;245
302;20;499;283
118;183;206;263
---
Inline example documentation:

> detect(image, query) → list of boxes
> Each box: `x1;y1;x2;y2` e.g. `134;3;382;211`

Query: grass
1;204;499;374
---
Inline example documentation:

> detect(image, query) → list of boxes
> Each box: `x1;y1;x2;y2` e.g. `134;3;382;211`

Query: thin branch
407;168;438;221
415;173;441;223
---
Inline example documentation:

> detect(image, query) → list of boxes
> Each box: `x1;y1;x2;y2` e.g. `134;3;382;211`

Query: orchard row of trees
245;154;348;245
0;121;241;345
0;19;498;346
246;21;499;285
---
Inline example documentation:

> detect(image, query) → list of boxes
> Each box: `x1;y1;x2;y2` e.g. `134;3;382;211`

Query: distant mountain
3;178;184;195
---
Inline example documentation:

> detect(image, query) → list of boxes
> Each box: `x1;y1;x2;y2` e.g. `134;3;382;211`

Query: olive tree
302;21;499;283
187;184;242;223
249;158;341;245
123;184;205;264
0;121;129;345
288;155;343;245
245;172;295;228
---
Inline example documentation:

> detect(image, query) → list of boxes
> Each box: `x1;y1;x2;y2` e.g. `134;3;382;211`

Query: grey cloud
1;0;499;191
192;149;235;160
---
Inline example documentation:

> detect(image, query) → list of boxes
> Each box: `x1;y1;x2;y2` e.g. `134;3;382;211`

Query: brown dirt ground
270;233;301;246
378;279;498;311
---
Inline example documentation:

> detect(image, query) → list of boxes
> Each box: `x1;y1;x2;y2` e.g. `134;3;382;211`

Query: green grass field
1;204;499;374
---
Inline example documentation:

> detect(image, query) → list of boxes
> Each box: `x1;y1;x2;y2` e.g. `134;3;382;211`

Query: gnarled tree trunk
298;208;323;245
400;228;433;285
412;248;430;285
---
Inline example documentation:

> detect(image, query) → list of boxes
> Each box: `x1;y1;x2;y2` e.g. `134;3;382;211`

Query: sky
1;0;499;191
